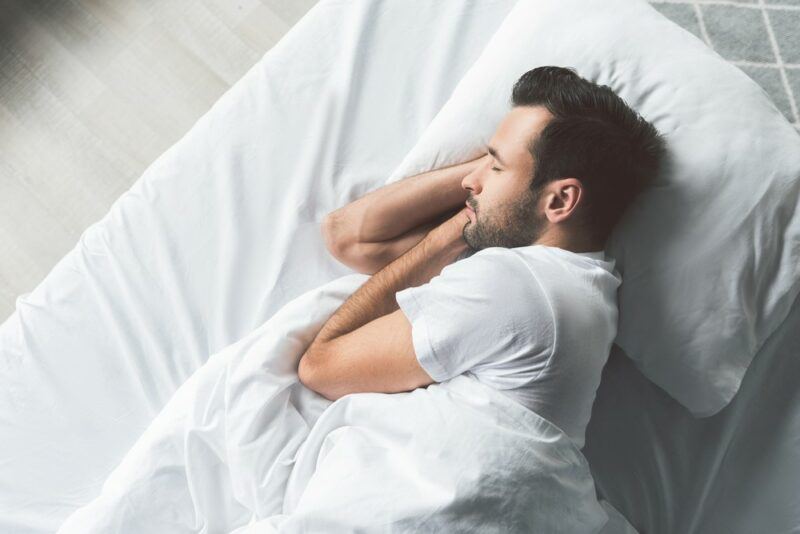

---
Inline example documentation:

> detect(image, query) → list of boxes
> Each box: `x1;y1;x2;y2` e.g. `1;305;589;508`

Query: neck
532;228;603;254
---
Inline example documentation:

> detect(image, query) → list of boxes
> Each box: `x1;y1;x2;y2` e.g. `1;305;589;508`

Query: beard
463;185;548;251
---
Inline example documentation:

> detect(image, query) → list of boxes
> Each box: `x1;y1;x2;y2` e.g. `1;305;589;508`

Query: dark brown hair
511;66;667;245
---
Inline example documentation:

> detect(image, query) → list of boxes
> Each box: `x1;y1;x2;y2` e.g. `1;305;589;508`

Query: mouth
465;200;476;214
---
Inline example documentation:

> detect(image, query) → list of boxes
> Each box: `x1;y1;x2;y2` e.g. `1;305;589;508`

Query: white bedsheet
55;273;610;533
0;1;519;531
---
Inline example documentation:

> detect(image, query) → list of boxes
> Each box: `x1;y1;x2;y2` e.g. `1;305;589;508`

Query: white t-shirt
395;244;621;450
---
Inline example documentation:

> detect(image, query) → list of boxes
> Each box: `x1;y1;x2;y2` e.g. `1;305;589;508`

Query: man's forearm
307;213;469;352
329;155;487;244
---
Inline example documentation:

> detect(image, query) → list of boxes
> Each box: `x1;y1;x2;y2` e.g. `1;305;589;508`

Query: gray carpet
648;0;800;130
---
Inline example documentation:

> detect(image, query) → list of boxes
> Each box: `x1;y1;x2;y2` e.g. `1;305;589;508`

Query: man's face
461;105;554;251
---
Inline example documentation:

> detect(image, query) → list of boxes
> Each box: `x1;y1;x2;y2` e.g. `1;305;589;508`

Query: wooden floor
0;0;318;322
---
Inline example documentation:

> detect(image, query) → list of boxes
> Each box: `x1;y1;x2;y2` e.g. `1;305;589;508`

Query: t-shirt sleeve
395;248;555;384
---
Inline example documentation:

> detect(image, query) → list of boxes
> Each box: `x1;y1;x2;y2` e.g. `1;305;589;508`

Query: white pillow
385;0;800;417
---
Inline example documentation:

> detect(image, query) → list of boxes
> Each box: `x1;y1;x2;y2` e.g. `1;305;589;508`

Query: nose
461;166;482;195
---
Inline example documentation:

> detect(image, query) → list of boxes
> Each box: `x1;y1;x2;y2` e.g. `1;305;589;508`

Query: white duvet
56;273;610;533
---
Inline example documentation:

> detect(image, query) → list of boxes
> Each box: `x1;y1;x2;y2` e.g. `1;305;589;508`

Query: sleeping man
298;65;666;450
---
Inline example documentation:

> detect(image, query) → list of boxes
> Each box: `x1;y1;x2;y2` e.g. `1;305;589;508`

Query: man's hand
427;206;471;248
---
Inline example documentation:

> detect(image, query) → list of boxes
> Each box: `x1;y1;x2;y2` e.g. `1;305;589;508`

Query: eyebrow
485;144;507;167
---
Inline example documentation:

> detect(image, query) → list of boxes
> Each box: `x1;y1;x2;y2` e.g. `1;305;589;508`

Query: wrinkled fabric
56;274;611;534
0;1;519;531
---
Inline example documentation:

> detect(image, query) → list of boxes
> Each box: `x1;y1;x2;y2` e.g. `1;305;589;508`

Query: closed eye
491;167;501;172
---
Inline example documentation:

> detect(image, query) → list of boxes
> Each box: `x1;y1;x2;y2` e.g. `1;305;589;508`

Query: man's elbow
321;214;383;275
297;354;317;390
297;354;339;401
322;213;354;265
322;212;347;256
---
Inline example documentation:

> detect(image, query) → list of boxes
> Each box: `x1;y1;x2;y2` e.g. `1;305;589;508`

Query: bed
2;0;799;532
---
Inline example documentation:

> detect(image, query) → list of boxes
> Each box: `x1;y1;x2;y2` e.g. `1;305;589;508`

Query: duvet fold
56;273;609;533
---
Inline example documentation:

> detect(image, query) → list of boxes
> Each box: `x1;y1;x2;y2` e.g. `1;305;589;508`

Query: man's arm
299;208;471;401
323;204;463;275
323;154;488;274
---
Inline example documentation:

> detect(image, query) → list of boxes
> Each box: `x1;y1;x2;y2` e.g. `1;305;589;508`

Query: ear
545;178;582;223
